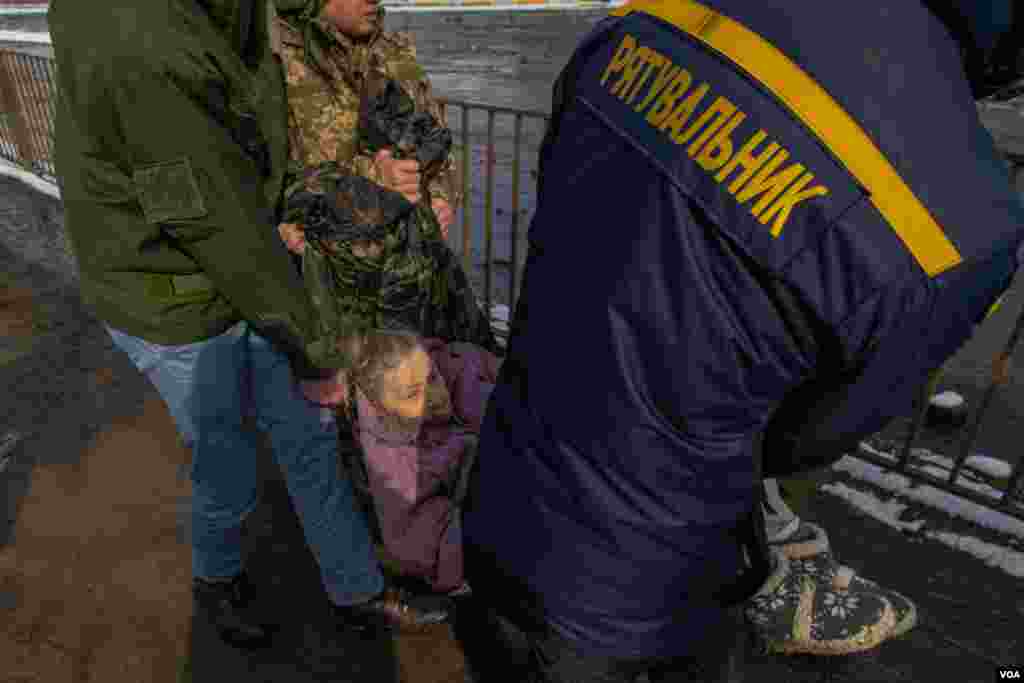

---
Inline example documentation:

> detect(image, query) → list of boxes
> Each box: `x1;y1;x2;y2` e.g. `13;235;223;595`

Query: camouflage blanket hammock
288;79;499;365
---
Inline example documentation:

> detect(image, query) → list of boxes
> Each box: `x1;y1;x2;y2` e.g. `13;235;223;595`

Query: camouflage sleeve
387;31;463;208
429;127;463;210
421;79;463;209
348;140;460;207
348;151;387;188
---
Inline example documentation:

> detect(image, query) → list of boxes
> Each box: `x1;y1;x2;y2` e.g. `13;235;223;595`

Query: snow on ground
929;390;964;409
820;482;925;533
0;8;47;17
909;461;1008;500
834;450;1024;541
821;480;1024;578
490;303;510;323
863;442;1011;499
0;159;59;199
927;530;1024;578
0;29;49;43
486;303;510;335
965;455;1014;479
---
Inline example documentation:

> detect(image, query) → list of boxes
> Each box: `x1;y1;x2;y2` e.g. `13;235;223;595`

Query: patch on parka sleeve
133;157;208;224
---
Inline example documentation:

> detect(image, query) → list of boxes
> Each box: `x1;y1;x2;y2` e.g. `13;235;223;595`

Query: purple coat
354;339;500;591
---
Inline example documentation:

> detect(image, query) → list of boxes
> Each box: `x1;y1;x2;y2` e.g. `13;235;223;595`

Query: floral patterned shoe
768;521;831;560
745;550;897;655
789;553;918;640
837;571;918;639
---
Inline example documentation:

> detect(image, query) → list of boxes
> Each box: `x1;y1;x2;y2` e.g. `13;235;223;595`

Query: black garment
524;608;749;683
193;571;276;649
456;543;750;683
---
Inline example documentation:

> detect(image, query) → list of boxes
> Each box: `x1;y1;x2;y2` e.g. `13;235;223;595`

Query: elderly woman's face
322;0;381;39
376;347;452;423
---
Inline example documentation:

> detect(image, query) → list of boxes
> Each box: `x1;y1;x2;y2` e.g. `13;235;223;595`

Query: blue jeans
106;321;384;606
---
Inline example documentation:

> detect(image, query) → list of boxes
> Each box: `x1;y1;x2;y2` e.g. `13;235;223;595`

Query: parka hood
197;0;269;65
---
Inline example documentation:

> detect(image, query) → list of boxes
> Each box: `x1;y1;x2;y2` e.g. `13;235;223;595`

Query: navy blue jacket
463;0;1024;659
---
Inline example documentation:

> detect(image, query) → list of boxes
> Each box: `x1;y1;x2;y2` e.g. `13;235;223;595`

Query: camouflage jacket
277;16;461;208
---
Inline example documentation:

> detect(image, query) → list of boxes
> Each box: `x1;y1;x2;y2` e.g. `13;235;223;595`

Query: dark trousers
455;599;748;683
454;547;750;683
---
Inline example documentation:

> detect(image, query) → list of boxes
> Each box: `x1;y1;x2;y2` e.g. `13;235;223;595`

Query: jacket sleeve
762;244;1020;477
386;32;463;208
420;92;462;210
90;54;335;378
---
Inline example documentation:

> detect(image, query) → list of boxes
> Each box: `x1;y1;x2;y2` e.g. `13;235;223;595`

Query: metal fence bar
0;52;35;168
460;105;472;276
950;304;1024;486
0;49;56;177
483;110;495;317
18;53;51;169
438;97;548;119
435;97;549;322
1003;459;1024;511
896;376;933;473
30;54;55;169
0;58;20;163
510;113;522;307
855;444;1024;523
13;54;39;164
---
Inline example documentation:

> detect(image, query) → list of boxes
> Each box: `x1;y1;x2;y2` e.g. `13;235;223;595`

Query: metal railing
864;296;1024;521
0;48;56;180
1;44;1023;518
437;97;549;323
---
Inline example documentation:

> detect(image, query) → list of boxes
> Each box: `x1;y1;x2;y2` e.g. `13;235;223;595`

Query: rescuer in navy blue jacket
458;1;1023;680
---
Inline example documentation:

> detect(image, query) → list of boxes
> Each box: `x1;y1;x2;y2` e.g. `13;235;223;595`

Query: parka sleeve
407;45;463;209
384;32;463;208
97;56;338;378
761;244;1020;478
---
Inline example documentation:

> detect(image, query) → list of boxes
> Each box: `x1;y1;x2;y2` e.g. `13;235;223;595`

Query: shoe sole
851;578;918;639
339;616;449;634
759;587;898;656
877;590;917;639
219;626;277;650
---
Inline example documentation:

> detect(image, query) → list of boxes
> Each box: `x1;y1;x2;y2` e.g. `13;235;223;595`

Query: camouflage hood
275;0;386;86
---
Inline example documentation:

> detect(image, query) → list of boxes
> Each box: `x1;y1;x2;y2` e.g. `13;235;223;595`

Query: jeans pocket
105;324;161;373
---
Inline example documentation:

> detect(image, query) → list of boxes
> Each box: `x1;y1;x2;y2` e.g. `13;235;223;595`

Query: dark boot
193;570;276;649
331;586;451;633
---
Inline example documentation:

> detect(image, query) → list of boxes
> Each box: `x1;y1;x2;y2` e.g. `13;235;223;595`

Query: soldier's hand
431;197;453;241
375;149;421;204
278;222;306;255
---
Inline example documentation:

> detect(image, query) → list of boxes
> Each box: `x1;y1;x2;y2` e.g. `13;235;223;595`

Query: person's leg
453;595;536;683
106;322;260;580
761;479;799;543
106;322;275;648
525;629;650;683
762;478;830;559
646;606;749;683
242;325;386;607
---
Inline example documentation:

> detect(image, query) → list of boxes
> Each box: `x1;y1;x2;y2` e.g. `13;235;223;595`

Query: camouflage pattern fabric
295;167;497;368
277;11;461;206
277;9;496;359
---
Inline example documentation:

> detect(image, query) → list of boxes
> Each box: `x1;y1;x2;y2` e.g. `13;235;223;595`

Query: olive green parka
50;0;335;376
